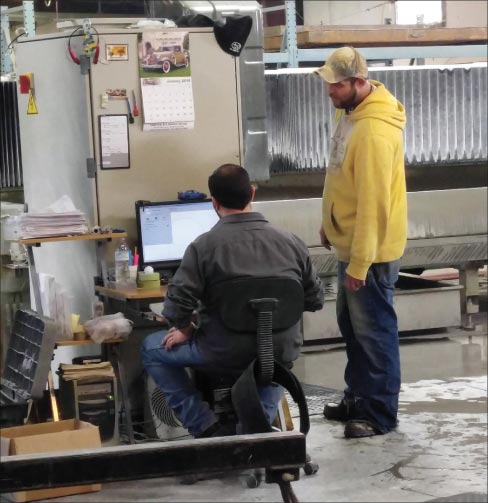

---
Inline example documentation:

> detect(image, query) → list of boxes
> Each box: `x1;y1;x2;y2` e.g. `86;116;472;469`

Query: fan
145;374;189;440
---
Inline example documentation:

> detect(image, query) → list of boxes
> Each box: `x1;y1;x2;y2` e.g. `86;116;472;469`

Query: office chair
194;276;318;486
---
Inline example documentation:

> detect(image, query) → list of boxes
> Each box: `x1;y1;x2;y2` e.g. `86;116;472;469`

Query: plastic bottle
114;238;130;283
93;299;104;318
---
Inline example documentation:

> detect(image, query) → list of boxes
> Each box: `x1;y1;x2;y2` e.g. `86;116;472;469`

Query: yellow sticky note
71;314;80;332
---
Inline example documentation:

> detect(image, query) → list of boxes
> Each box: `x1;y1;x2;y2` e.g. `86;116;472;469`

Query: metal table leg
110;343;135;444
26;245;43;315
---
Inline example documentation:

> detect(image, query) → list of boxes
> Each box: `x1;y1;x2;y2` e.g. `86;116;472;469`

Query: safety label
27;91;38;115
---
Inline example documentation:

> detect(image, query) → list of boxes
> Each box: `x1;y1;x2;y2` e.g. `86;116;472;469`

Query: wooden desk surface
95;283;167;300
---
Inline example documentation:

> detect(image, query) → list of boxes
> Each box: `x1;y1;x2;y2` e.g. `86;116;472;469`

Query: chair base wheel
245;469;263;488
303;461;319;476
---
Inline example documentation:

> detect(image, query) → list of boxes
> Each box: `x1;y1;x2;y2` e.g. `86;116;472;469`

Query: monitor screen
135;199;219;271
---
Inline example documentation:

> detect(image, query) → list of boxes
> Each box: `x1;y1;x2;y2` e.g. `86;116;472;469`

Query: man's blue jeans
141;331;283;437
337;260;401;433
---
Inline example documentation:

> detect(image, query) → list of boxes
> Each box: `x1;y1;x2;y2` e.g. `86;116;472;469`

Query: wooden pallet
264;24;488;51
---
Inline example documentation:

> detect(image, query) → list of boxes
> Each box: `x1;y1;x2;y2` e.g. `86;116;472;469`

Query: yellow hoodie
322;80;407;280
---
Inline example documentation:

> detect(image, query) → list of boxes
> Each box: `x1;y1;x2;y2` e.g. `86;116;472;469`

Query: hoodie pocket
330;203;342;234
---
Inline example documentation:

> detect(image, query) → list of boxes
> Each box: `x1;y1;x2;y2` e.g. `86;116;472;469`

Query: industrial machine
256;63;487;342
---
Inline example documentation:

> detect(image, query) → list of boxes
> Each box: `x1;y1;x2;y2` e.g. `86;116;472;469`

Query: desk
95;283;167;324
95;284;167;301
92;284;167;444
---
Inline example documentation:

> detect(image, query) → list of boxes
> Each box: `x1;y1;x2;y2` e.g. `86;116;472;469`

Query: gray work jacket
162;212;324;368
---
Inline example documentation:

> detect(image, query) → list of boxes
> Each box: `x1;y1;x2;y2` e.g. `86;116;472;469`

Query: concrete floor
7;322;487;503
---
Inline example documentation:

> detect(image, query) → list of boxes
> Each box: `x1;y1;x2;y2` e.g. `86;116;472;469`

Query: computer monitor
135;199;219;272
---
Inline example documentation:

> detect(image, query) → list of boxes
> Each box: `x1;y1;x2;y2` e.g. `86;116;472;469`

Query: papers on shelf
59;361;115;381
19;195;89;238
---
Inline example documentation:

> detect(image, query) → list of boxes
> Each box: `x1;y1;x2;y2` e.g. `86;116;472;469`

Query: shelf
18;232;127;246
3;263;29;269
55;338;125;347
264;25;488;51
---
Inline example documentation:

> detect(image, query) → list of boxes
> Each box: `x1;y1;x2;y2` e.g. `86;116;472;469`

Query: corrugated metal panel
0;81;23;188
265;65;488;173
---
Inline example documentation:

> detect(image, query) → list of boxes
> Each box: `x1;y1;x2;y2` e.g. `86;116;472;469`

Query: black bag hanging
213;15;253;57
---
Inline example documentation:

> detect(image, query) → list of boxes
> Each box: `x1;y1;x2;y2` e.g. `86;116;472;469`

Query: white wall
444;0;488;27
420;1;487;64
304;0;396;26
303;0;486;65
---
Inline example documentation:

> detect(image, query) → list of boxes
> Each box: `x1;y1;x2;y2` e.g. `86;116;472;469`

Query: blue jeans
337;260;401;433
141;331;283;437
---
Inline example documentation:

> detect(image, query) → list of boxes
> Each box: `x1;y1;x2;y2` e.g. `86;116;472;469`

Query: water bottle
114;238;130;283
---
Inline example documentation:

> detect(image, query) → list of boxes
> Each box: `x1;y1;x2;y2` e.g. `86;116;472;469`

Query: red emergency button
19;73;33;94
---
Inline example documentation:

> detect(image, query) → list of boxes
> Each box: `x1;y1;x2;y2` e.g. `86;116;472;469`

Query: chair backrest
213;277;305;333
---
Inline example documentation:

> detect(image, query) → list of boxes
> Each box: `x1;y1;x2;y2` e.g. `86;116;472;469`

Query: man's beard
335;87;358;110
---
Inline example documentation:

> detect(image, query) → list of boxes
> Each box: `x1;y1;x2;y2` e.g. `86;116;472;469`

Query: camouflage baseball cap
315;46;368;84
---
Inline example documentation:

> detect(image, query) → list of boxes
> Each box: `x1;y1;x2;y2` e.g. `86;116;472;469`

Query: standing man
142;164;324;439
315;46;407;438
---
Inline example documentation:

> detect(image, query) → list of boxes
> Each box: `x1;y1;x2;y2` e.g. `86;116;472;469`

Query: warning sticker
27;91;38;115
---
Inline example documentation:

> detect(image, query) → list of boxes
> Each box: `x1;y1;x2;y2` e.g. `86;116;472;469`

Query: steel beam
285;0;298;67
265;45;488;64
22;1;35;37
1;6;12;74
0;432;306;493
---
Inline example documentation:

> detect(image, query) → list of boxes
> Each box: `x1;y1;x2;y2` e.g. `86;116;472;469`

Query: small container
137;271;160;289
128;265;138;281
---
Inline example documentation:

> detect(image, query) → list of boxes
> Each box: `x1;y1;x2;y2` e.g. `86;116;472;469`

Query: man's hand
319;226;331;250
345;273;365;292
163;324;194;350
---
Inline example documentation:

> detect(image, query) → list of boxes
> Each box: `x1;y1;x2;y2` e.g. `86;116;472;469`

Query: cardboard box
0;419;102;502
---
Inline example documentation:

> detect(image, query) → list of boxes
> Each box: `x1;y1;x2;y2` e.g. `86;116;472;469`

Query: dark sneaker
323;399;354;422
344;420;379;438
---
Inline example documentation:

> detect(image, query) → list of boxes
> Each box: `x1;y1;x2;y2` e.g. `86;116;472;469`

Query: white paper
43;195;79;213
99;115;130;168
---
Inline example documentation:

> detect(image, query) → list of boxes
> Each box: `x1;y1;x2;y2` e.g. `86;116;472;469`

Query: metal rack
1;0;35;75
262;0;487;67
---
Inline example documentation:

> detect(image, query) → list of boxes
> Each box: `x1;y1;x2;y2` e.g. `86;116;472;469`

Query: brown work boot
344;420;379;438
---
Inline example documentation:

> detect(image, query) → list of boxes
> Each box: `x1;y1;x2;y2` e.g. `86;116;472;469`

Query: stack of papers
19;195;89;239
59;361;115;381
19;212;89;238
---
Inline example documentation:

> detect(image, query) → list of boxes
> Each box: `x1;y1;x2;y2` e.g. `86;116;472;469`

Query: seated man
141;164;324;438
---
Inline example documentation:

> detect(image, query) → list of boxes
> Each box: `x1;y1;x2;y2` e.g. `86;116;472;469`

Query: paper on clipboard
99;114;130;169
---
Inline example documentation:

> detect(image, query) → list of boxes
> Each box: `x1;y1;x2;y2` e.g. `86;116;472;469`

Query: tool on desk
132;90;139;116
126;97;134;124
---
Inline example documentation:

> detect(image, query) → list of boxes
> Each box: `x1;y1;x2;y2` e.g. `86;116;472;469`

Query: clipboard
99;114;130;169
